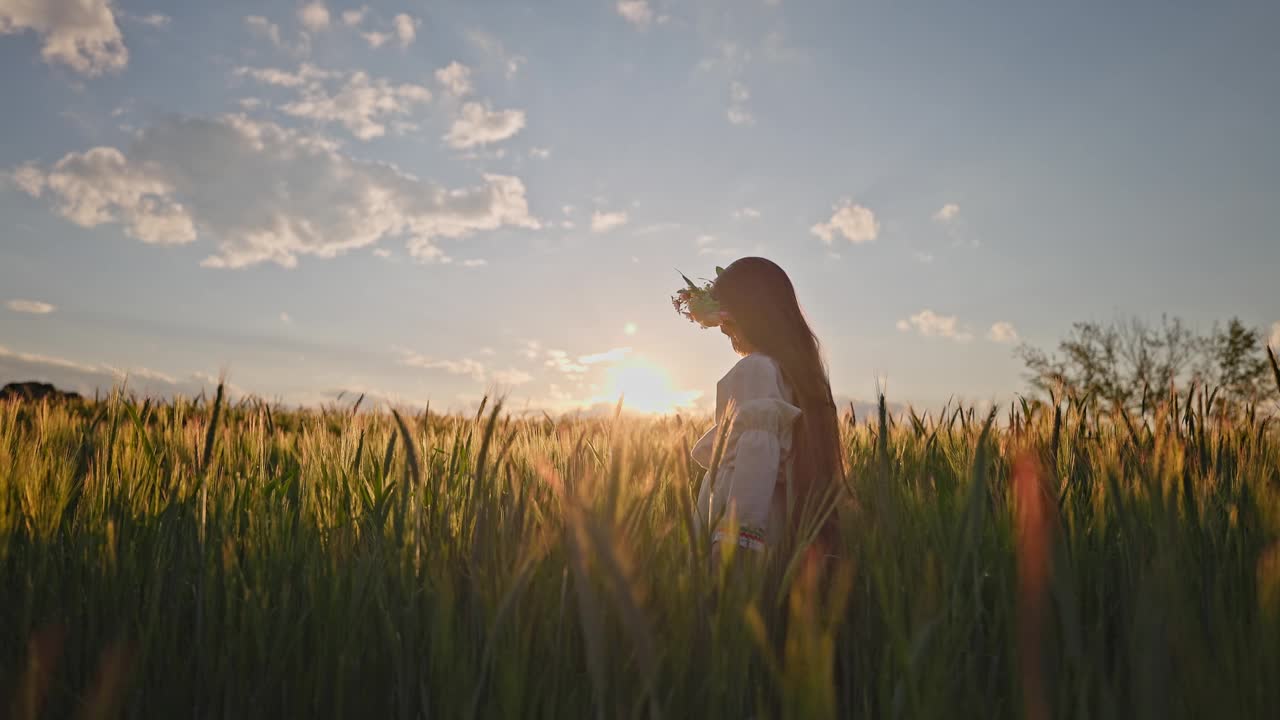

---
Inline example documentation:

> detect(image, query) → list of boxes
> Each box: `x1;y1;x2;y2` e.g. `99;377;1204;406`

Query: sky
1;0;1278;414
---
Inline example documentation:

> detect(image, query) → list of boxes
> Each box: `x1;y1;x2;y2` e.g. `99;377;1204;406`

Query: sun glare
596;357;701;415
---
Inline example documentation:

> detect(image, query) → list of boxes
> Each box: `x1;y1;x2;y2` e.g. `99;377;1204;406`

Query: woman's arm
706;355;801;553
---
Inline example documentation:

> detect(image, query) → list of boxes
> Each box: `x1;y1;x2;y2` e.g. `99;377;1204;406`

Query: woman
686;257;844;557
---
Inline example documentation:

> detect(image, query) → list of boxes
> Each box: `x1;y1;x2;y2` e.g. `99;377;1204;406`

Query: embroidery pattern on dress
713;524;768;551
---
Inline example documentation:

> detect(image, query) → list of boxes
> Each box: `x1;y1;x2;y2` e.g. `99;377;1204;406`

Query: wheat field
2;378;1279;718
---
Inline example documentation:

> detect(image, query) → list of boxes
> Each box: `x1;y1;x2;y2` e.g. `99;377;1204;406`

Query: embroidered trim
713;526;767;551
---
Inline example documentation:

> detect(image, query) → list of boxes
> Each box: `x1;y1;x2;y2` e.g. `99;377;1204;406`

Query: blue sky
1;0;1277;413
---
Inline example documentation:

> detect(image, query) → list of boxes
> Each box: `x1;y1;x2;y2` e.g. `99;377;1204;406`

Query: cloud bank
0;0;127;76
15;114;539;268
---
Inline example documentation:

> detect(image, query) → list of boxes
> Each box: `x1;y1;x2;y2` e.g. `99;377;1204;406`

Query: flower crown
671;266;730;328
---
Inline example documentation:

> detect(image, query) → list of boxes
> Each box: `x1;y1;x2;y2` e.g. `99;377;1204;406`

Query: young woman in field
675;257;844;559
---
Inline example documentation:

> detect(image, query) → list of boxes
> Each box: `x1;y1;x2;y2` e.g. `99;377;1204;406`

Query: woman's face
712;281;751;355
719;317;754;355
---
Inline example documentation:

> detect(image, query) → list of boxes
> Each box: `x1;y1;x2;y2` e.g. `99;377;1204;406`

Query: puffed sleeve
699;355;801;551
691;424;716;469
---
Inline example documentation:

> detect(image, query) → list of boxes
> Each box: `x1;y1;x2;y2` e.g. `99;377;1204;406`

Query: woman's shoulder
727;352;781;377
719;353;786;398
717;353;800;427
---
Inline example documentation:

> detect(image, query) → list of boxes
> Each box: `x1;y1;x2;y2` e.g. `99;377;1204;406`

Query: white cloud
934;202;978;247
987;321;1019;344
15;114;539;269
245;15;309;55
897;309;973;342
279;311;292;323
491;368;533;386
616;0;653;28
466;29;525;79
6;299;56;314
694;233;751;258
245;14;278;41
235;63;334;88
310;382;432;410
520;340;541;360
578;347;632;365
444;102;526;149
298;2;330;32
591;210;629;233
13;147;196;245
810;200;879;245
541;383;573;408
392;13;417;48
435;61;473;97
528;146;551;159
130;13;170;29
727;107;754;126
727;81;754;126
256;68;432;140
361;30;389;48
0;0;127;76
631;222;681;236
699;41;751;75
461;258;487;267
400;351;487;382
934;202;960;222
0;344;239;400
236;64;430;141
341;6;367;27
1270;322;1280;351
10;164;46;196
545;349;588;374
733;207;761;220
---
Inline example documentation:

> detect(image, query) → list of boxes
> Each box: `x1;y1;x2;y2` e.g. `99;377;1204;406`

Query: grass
1;383;1278;718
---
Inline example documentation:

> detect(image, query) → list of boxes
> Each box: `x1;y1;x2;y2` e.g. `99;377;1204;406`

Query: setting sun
595;357;701;415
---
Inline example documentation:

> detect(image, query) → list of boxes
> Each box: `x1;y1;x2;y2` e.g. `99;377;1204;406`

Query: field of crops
3;383;1279;719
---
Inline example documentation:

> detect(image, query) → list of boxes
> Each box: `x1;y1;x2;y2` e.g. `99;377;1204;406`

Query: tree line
1017;315;1280;413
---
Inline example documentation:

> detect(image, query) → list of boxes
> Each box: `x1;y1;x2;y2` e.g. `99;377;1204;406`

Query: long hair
712;257;843;549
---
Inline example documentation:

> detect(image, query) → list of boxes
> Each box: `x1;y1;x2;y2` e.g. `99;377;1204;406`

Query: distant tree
1016;315;1276;413
1016;315;1198;410
1200;318;1271;403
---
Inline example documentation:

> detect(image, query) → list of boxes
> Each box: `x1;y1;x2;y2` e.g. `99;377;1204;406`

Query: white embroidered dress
691;353;802;551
